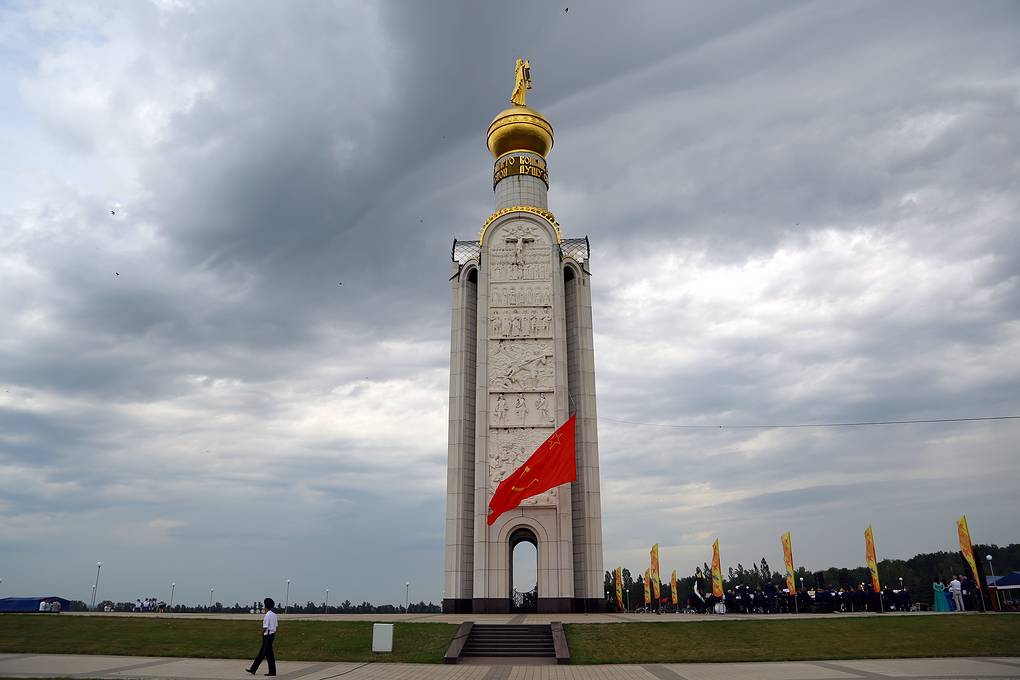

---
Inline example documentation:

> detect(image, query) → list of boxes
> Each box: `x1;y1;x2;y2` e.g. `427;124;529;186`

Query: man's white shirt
949;579;962;593
263;609;278;634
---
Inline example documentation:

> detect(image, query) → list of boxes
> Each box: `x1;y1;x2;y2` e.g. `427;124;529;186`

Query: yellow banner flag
865;524;881;593
957;515;982;589
781;531;796;594
614;567;623;610
711;539;724;598
650;544;661;600
671;569;678;606
644;568;651;605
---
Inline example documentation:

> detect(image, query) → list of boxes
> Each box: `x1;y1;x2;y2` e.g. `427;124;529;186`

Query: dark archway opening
509;527;538;612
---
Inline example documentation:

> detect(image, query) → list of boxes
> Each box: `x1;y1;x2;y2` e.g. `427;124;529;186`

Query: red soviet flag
487;414;577;526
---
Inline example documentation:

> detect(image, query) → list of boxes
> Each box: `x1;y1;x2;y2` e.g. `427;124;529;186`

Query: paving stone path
2;654;1019;680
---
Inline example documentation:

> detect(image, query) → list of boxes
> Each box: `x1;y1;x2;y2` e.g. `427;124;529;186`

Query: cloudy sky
2;0;1018;607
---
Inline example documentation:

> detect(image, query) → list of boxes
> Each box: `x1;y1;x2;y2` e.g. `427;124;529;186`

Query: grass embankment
4;614;1019;665
565;615;1020;664
0;615;455;664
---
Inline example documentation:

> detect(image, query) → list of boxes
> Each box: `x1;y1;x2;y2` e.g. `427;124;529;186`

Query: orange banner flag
614;567;623;610
487;415;576;525
650;544;661;600
865;525;881;593
671;569;678;606
643;569;651;605
781;531;796;594
957;515;982;589
711;539;724;598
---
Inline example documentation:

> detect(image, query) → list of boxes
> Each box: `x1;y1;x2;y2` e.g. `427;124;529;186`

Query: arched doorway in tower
509;527;538;612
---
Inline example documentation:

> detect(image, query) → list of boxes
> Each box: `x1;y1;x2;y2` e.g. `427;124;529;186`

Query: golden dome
486;105;554;159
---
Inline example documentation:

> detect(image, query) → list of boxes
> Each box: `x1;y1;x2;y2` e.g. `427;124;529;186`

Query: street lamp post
405;582;410;613
169;583;175;612
92;562;102;610
285;579;291;613
325;589;329;614
90;585;95;610
209;588;214;608
986;555;997;610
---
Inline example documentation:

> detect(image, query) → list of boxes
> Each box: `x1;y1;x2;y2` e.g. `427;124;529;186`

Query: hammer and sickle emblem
511;465;540;492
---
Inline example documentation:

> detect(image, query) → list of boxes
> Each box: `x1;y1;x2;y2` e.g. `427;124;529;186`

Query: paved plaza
2;653;1019;680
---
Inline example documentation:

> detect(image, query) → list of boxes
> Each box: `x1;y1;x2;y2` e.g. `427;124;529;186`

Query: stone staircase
445;622;569;663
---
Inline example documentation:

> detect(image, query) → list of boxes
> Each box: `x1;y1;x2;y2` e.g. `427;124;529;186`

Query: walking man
245;597;278;676
949;575;965;612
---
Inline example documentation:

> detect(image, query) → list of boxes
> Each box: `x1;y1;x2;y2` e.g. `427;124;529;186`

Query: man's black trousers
250;633;276;675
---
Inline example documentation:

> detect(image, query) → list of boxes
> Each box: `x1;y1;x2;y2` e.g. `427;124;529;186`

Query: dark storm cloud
1;0;1018;603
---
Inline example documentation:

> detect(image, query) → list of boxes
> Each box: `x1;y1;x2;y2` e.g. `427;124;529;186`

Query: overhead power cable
599;415;1020;430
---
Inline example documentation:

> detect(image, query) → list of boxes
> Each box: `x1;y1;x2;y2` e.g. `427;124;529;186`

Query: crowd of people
932;574;981;612
132;598;166;612
629;573;989;614
679;582;913;614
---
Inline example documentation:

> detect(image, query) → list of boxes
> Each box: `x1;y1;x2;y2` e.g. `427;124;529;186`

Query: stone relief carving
534;393;550;422
494;393;509;425
497;223;544;242
488;244;552;282
489;283;552;308
489;392;555;428
481;221;560;507
489;340;555;392
488;307;553;339
487;428;557;506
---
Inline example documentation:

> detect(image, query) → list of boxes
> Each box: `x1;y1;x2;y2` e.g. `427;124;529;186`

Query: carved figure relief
514;393;528;421
534;393;550;422
490;392;554;428
489;246;552;282
489;283;552;308
488;307;552;338
497;223;543;242
494;393;508;425
488;428;557;506
489;340;555;392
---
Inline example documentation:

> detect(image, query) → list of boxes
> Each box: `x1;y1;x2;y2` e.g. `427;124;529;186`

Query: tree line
67;600;442;614
605;543;1019;609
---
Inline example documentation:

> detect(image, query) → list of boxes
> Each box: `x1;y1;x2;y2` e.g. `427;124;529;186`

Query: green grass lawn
565;615;1020;664
4;614;1018;665
0;615;455;664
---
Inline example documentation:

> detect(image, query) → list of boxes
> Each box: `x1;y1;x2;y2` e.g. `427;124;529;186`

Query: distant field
565;615;1020;664
0;615;455;664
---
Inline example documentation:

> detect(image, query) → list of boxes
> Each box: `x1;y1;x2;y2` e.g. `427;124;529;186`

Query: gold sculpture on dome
510;58;532;106
487;58;553;159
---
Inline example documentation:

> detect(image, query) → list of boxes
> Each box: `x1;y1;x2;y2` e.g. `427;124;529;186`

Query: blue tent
991;571;1020;589
0;597;72;613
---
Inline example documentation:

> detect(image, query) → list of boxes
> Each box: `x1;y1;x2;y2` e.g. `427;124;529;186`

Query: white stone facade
444;152;604;614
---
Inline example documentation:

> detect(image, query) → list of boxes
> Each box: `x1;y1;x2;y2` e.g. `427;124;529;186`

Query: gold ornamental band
479;205;560;245
493;153;549;188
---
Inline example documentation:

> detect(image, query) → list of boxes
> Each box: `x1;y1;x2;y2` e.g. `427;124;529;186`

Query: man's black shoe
244;669;255;675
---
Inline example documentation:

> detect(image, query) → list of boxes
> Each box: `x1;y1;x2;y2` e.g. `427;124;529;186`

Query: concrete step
461;623;555;658
444;621;570;665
